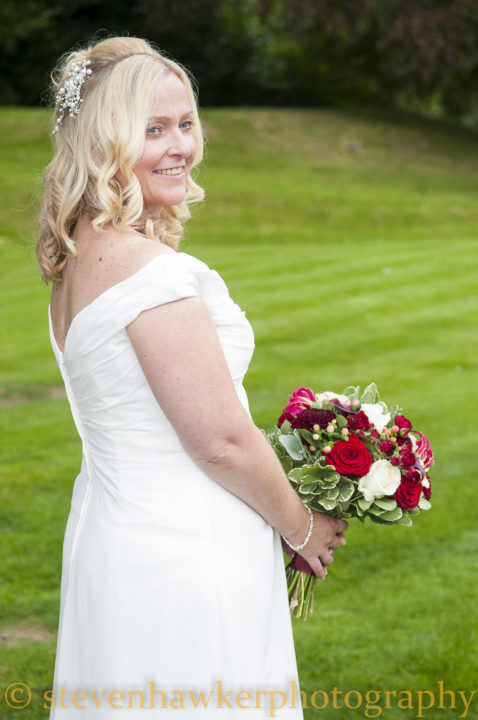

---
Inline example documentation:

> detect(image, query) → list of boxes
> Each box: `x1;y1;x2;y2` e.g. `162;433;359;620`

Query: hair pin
52;59;92;135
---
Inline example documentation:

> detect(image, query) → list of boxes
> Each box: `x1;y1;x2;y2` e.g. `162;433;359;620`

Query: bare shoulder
89;225;175;282
70;219;177;291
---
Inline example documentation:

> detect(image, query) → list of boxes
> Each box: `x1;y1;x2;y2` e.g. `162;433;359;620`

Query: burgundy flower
278;387;316;427
380;440;394;455
328;434;373;478
423;477;432;501
371;430;380;440
390;456;400;467
396;475;422;509
347;411;371;431
400;448;417;469
404;468;421;483
291;408;335;431
394;414;413;437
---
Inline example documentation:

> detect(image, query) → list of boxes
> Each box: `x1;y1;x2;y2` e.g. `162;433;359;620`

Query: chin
147;191;187;209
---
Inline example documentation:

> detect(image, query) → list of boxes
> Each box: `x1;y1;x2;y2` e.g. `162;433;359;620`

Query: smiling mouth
153;167;184;176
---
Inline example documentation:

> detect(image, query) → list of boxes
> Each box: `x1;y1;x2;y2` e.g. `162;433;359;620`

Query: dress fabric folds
48;252;304;718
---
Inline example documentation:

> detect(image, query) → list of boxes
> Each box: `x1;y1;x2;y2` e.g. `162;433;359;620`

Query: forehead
149;71;193;118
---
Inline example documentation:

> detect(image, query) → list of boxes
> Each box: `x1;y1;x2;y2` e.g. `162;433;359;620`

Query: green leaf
336;414;347;429
357;497;373;511
418;496;432;510
361;382;379;404
337;479;355;502
380;506;403;522
298;483;318;495
318;496;338;511
398;515;413;526
343;385;360;399
326;487;340;501
278;434;304;460
373;498;397;511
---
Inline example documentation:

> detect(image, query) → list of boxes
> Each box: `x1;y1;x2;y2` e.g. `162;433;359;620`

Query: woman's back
47;230;303;717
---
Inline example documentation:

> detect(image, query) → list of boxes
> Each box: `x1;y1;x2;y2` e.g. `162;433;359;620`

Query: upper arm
126;295;254;460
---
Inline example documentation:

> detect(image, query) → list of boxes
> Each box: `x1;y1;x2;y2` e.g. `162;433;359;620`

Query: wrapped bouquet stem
267;383;434;621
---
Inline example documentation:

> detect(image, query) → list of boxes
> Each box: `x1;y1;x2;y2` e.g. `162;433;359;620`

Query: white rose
317;391;350;404
358;459;401;502
361;402;391;432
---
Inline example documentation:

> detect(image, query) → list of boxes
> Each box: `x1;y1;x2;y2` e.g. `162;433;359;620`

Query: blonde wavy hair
37;36;205;284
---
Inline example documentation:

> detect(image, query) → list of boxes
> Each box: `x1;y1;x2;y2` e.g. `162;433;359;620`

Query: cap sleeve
112;253;202;329
70;253;204;356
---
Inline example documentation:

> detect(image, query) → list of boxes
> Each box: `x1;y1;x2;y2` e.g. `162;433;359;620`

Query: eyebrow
147;112;194;123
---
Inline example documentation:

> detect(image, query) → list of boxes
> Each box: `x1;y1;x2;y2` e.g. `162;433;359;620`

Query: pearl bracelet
281;506;314;552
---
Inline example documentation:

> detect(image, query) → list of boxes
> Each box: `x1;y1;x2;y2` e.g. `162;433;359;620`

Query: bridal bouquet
266;383;434;620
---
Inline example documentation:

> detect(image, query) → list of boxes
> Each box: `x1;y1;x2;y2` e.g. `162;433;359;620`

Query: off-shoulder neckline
48;251;202;358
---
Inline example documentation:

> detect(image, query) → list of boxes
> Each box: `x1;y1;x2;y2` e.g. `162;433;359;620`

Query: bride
38;36;348;718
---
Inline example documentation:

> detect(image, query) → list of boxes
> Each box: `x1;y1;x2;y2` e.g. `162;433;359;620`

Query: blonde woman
38;36;347;718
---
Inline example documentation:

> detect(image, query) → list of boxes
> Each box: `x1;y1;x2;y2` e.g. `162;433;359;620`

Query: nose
167;128;193;157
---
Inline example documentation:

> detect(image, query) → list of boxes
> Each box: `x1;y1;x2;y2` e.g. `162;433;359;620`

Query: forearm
191;424;310;547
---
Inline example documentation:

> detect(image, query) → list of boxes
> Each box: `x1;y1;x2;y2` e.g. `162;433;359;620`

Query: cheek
186;137;198;163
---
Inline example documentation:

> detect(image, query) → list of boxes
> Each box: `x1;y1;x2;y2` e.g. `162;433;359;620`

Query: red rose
371;430;380;439
396;476;422;509
347;411;371;431
395;414;413;436
328;434;373;477
400;448;416;469
278;387;316;427
380;440;394;455
390;456;400;466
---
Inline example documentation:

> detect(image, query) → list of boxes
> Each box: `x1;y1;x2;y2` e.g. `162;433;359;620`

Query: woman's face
123;72;197;211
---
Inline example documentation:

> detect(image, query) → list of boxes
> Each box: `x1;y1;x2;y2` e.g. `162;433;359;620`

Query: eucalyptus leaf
380;506;403;522
357;497;373;511
398;515;413;526
336;414;347;429
361;382;379;404
418;496;432;510
373;498;397;511
278;434;304;460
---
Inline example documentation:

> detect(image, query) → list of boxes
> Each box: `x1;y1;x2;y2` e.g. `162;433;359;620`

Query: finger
319;549;335;567
336;531;346;546
335;518;349;533
328;534;345;551
308;556;327;579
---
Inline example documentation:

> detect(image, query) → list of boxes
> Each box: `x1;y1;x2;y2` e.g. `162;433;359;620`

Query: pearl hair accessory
52;59;92;135
281;505;314;552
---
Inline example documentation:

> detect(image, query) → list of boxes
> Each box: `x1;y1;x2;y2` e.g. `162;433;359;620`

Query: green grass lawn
1;105;477;719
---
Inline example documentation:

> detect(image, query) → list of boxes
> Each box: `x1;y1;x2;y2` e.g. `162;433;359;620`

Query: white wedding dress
48;251;304;718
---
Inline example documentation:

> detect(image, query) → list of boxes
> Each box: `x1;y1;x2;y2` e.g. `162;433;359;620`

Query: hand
296;512;348;579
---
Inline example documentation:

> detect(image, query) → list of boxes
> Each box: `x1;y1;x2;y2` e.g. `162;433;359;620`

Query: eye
180;120;193;130
146;125;164;136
